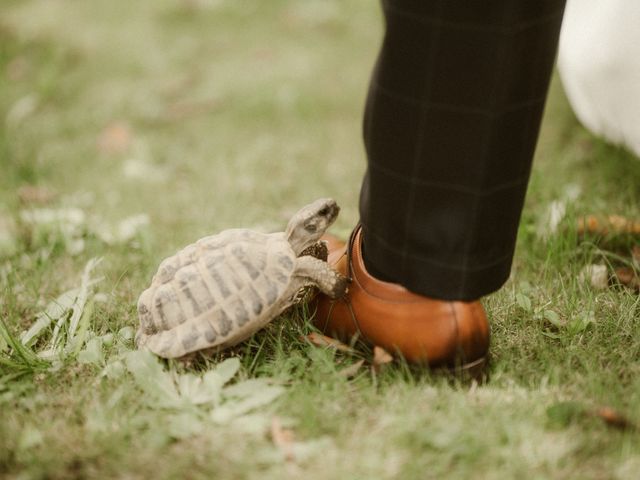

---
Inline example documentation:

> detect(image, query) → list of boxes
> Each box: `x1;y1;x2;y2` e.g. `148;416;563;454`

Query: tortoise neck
286;228;317;256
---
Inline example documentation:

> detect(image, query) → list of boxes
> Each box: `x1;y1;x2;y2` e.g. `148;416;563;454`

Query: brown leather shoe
313;226;490;372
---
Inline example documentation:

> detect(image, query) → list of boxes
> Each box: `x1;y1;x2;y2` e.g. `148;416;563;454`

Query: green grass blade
0;318;49;371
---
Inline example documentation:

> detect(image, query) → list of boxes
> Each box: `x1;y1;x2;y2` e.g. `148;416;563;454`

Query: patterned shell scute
138;230;296;348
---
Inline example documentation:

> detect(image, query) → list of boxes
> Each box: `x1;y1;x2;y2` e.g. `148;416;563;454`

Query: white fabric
558;0;640;157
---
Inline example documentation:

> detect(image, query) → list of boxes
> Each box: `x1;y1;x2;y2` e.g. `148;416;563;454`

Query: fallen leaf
97;122;132;155
578;264;609;290
338;359;365;379
576;215;601;235
609;215;634;232
77;337;104;365
577;214;640;237
547;402;637;431
271;416;296;462
515;292;532;312
372;346;393;369
17;185;57;205
543;309;565;329
613;267;640;293
302;332;355;354
537;184;581;239
591;406;636;431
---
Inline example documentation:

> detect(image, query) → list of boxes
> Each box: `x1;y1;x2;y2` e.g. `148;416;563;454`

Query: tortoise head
286;198;340;255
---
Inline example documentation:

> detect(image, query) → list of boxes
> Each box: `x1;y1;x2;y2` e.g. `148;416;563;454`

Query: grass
1;1;640;478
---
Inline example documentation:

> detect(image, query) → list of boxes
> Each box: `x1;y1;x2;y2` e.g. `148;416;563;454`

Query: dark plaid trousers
359;0;566;300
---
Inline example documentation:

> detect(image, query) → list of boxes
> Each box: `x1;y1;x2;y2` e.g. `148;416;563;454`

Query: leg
295;255;348;299
314;1;566;369
298;240;329;262
360;0;566;300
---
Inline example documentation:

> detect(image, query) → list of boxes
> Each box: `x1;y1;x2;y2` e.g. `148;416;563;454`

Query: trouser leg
359;0;566;301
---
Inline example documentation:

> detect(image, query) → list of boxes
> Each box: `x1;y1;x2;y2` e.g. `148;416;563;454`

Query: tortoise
135;198;348;358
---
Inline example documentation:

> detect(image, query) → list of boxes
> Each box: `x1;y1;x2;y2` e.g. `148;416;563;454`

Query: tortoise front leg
298;240;329;262
294;255;348;299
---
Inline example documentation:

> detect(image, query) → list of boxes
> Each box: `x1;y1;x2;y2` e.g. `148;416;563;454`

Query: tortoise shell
135;228;296;358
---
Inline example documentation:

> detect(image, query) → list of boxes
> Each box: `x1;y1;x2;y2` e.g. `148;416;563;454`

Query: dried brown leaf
271;416;296;461
302;332;355;354
576;215;601;236
577;214;640;237
614;267;640;293
17;185;57;205
97;122;132;155
338;359;365;379
591;406;636;431
372;345;393;368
